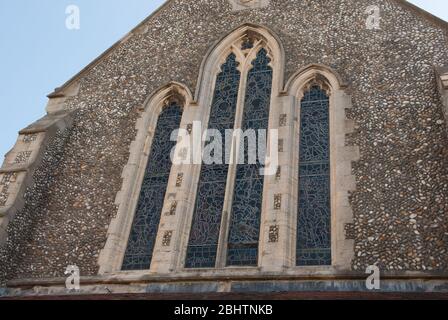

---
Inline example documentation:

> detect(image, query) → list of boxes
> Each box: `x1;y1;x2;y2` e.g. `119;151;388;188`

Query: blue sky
0;0;447;158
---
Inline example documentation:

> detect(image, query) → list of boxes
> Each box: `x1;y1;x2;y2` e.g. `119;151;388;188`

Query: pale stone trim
45;82;80;114
217;38;284;268
435;66;448;127
259;94;297;271
170;24;285;271
149;24;286;273
195;23;285;102
5;270;448;298
276;64;359;271
100;27;358;276
8;269;448;287
0;112;74;245
98;82;193;274
228;0;271;11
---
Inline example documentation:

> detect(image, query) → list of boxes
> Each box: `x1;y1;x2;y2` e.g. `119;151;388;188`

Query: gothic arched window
122;102;184;270
101;26;356;275
296;85;331;266
226;49;273;266
185;54;241;268
185;33;277;268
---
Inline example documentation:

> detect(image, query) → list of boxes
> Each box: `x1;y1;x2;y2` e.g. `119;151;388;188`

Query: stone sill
7;270;448;289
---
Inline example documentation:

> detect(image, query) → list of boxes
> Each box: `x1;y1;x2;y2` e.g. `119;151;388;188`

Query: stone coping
0;111;74;243
19;112;73;134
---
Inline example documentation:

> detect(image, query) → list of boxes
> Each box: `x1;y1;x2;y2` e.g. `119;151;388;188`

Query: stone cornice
3;270;448;298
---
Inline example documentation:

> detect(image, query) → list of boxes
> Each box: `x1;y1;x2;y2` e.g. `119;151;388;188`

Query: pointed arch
195;23;285;104
296;84;331;266
181;24;284;269
285;64;346;98
142;81;193;114
98;82;192;273
285;65;357;270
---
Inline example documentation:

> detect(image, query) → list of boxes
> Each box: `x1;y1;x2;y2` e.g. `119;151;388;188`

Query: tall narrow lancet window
227;49;273;266
185;54;241;268
122;102;183;270
296;85;331;266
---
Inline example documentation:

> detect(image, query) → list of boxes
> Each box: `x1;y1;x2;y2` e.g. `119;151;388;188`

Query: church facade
1;0;448;298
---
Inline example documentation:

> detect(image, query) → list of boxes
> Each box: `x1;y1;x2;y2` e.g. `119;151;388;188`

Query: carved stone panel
269;225;279;243
162;231;173;247
22;134;38;143
274;194;282;210
279;114;287;127
228;0;270;11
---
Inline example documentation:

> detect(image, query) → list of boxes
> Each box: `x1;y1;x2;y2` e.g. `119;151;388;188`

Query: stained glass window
227;49;273;266
185;54;241;268
122;102;183;270
296;86;331;266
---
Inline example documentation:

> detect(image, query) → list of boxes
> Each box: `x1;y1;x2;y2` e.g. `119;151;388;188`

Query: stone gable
1;0;448;286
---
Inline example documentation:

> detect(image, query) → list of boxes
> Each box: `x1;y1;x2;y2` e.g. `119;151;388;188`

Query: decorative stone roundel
229;0;270;11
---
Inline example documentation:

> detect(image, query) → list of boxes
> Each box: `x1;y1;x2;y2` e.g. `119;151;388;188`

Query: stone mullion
172;65;224;271
329;90;357;270
215;59;250;269
259;95;297;271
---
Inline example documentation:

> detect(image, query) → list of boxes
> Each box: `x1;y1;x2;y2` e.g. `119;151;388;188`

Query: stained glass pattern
296;86;331;266
227;49;273;266
185;54;241;268
241;38;254;50
122;102;183;270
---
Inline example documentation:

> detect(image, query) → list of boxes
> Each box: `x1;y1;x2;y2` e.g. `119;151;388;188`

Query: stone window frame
174;24;285;271
98;24;357;276
282;65;358;271
98;82;193;274
436;67;448;125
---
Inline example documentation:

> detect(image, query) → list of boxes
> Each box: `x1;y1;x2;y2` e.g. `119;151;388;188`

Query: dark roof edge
395;0;448;30
47;0;173;98
48;0;448;98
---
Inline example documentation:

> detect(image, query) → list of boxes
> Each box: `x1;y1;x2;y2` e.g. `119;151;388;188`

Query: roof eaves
48;0;448;98
47;0;174;98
